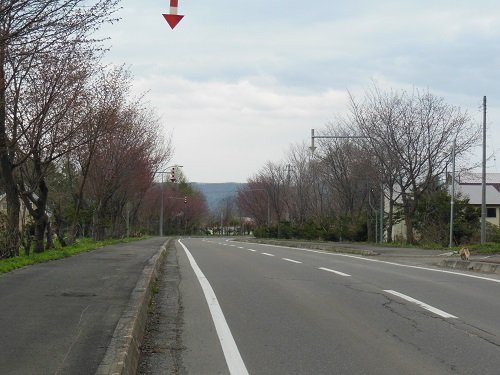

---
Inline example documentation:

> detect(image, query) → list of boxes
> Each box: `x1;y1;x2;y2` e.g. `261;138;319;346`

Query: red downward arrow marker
163;0;184;29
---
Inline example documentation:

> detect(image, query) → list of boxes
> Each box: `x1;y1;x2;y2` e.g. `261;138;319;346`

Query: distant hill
192;182;246;212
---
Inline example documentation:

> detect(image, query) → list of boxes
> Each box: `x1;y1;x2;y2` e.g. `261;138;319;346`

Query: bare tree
13;43;93;253
349;86;478;243
85;102;169;240
0;0;120;258
285;142;315;226
68;65;134;243
236;181;269;227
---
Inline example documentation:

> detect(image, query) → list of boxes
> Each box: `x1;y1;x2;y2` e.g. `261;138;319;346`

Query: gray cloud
100;0;500;181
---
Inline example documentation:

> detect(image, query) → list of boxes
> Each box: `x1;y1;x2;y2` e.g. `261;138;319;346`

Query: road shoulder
96;239;169;375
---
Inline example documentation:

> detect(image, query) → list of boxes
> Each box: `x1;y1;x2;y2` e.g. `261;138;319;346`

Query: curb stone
437;259;500;275
241;239;378;256
95;239;171;375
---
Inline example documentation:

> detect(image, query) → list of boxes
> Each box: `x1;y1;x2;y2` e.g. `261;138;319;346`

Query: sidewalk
0;237;167;375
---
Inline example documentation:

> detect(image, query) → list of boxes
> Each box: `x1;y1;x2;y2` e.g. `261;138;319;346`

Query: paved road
175;238;500;375
0;238;165;375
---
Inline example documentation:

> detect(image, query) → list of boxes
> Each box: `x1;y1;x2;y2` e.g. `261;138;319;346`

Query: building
388;172;500;242
455;173;500;227
0;194;35;230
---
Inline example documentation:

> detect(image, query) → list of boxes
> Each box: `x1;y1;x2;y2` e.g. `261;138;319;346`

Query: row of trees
137;174;209;236
237;85;481;245
0;1;172;258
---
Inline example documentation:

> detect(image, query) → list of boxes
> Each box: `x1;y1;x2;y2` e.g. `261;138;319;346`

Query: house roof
459;172;500;184
455;184;500;205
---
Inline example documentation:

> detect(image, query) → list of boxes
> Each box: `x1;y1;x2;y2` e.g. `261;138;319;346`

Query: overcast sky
101;0;500;183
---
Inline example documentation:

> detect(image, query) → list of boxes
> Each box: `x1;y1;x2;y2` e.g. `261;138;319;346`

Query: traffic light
184;196;187;204
169;167;177;183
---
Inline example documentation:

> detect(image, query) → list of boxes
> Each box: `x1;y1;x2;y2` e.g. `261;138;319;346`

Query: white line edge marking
228;241;500;284
178;240;249;375
384;290;458;319
282;258;302;264
318;267;351;277
261;253;275;257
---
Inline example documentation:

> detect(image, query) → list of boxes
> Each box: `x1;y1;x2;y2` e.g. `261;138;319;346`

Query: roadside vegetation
0;237;145;275
234;85;492;249
0;1;210;261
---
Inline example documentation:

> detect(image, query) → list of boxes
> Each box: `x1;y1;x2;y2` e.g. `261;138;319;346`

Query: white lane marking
237;247;244;249
384;290;458;319
318;267;351;277
282;258;302;264
247;249;257;252
261;253;275;257
234;242;500;284
178;240;249;375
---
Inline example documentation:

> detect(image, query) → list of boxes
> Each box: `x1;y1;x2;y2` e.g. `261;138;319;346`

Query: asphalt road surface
0;238;165;375
173;238;500;375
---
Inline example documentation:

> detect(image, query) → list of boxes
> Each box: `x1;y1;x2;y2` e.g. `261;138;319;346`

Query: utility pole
481;96;487;244
379;182;384;243
449;138;456;248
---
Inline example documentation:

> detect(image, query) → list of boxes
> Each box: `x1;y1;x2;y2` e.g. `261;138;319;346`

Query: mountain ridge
192;182;246;212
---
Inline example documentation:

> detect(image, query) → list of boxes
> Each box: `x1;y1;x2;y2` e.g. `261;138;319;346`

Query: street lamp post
157;165;183;236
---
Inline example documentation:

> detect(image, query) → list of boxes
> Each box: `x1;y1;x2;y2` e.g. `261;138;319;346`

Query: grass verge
0;237;146;275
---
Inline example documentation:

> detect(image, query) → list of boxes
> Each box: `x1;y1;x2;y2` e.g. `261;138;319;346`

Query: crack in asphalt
445;320;500;349
54;304;91;375
343;284;466;373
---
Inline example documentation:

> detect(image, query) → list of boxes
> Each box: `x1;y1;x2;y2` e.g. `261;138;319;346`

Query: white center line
179;240;249;375
318;267;351;277
261;253;275;257
247;249;257;252
237;247;244;249
282;258;302;264
384;290;458;319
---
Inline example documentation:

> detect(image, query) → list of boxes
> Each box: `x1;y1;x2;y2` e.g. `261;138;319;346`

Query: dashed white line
179;240;249;375
384;290;458;319
247;249;257;252
231;241;500;284
282;258;302;264
318;267;351;277
261;253;275;257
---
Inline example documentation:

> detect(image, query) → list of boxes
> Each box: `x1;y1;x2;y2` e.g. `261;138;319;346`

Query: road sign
163;0;184;29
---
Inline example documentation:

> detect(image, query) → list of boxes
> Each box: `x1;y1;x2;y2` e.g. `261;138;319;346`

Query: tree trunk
0;41;20;259
387;187;394;243
45;216;54;250
32;176;49;253
53;207;67;247
402;192;416;244
33;215;47;253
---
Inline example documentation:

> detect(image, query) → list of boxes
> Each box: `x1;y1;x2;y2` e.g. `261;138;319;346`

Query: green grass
468;242;500;254
0;237;145;275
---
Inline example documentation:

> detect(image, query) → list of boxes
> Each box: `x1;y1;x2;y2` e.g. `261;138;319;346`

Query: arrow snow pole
170;0;179;14
163;0;184;29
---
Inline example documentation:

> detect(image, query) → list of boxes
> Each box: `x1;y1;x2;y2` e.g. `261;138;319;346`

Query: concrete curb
437;259;500;275
242;239;378;256
95;239;171;375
